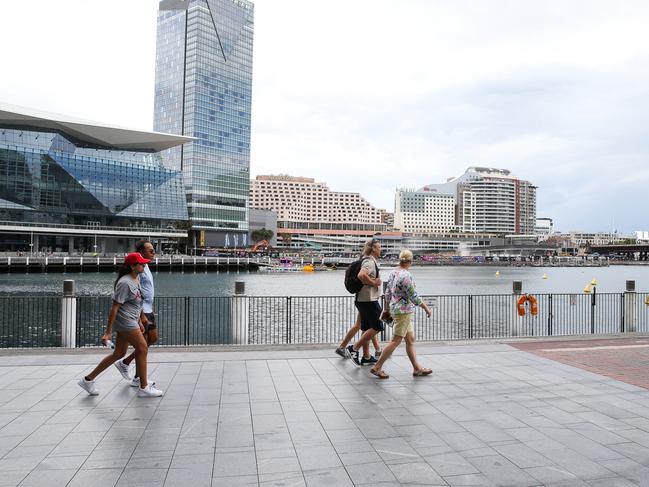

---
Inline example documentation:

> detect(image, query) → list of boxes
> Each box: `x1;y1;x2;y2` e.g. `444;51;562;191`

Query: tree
251;228;274;242
279;232;292;245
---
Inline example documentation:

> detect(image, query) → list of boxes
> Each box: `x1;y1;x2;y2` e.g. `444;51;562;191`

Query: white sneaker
130;377;155;388
78;377;99;396
137;384;164;398
113;359;132;381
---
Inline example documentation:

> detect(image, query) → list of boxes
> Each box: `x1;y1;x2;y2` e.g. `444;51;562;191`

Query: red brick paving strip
511;337;649;390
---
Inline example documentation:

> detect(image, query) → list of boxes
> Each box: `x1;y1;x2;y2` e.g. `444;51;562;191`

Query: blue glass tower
154;0;254;247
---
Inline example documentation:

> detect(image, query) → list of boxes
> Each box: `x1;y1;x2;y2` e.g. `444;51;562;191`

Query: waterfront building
410;167;537;235
535;217;554;238
635;231;649;243
250;175;386;250
394;186;458;233
0;103;190;253
379;209;394;230
563;231;625;246
154;0;254;248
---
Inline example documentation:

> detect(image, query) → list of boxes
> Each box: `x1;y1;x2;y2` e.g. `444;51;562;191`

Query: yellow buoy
542;274;548;279
495;271;500;277
590;278;598;286
584;284;592;294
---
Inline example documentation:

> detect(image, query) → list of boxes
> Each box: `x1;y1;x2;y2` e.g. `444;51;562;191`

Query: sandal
412;368;433;377
370;368;389;379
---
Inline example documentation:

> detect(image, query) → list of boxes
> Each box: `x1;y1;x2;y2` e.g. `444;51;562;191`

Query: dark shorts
355;301;384;332
144;312;157;332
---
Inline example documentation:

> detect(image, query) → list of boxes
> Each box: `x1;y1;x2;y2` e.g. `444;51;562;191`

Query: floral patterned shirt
385;268;423;315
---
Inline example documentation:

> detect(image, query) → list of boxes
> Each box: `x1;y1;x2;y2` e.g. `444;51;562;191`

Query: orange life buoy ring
516;294;539;316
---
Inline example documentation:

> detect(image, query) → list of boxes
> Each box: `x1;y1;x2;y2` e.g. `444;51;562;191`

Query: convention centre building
0;103;192;254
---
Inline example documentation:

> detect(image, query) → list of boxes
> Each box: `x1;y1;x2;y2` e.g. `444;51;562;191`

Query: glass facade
0;128;188;227
154;0;254;235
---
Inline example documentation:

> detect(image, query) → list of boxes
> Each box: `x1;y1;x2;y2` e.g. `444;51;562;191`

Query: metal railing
1;292;648;348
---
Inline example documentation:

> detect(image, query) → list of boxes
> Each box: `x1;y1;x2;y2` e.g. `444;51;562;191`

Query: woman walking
370;249;432;379
78;253;163;397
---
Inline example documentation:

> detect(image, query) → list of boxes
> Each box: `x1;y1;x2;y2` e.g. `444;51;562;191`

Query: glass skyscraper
154;0;254;247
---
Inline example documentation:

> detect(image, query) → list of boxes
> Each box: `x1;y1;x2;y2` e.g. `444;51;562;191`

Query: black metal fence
1;292;648;348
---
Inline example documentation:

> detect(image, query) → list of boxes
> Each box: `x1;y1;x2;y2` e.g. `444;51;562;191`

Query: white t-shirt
356;256;380;302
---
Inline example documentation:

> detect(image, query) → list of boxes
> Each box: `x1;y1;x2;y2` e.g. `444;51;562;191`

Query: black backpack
344;257;378;294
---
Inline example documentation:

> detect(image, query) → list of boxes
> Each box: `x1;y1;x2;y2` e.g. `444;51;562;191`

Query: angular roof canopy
0;102;193;152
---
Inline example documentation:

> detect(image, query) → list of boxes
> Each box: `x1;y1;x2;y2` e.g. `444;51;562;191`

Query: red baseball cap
124;252;150;265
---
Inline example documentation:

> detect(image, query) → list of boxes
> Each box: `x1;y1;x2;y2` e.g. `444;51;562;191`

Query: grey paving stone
388;461;446;485
257;454;301;475
67;468;124;487
467;453;540;486
599;457;649;485
609;441;649;464
303;466;353;486
18;468;78;487
0;470;29;487
211;474;258;486
115;468;168;487
440;431;488;452
258;470;306;486
345;461;398;484
424;452;480;477
443;472;497;486
295;445;341;470
213;450;257;477
493;442;554;468
370;437;421;465
524;465;582;484
164;468;212;487
338;450;382;465
169;453;214;474
587;478;638;487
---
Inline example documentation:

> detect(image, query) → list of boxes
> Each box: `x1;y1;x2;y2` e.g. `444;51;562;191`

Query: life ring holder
516;294;538;316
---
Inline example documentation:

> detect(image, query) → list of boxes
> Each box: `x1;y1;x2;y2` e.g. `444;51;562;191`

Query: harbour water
1;265;648;296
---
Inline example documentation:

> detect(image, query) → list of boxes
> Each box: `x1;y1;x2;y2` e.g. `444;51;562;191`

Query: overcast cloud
1;0;648;232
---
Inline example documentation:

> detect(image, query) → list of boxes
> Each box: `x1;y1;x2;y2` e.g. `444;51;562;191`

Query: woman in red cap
78;253;163;397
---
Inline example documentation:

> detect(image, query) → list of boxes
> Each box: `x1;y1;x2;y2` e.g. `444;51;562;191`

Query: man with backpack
345;238;384;366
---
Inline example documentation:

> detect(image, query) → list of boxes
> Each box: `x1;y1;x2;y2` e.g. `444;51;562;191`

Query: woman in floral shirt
370;249;432;379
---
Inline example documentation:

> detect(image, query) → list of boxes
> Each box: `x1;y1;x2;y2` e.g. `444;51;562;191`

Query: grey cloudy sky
2;0;648;232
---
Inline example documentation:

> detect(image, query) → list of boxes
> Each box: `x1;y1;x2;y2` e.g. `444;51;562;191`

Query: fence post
184;296;190;346
468;295;473;339
61;280;76;348
624;280;636;332
286;296;292;344
230;281;249;344
511;281;522;337
548;294;553;336
591;287;596;334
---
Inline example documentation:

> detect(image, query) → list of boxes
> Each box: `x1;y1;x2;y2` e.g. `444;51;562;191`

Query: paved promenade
1;338;649;486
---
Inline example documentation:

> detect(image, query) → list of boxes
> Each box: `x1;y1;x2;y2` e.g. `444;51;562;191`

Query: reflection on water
0;265;648;296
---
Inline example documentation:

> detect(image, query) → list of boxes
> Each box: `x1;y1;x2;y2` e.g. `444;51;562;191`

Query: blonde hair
362;238;380;256
399;249;413;265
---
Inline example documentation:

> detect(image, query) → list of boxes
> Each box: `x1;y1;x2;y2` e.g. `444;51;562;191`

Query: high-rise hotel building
154;0;254;247
395;167;537;235
249;175;386;251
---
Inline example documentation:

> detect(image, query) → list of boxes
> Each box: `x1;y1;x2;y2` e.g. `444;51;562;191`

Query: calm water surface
1;266;648;296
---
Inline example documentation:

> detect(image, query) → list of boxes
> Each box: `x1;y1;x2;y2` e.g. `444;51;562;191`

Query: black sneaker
347;345;361;366
335;347;346;358
361;355;378;366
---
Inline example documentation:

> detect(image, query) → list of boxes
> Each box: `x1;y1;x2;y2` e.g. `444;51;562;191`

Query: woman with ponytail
77;253;163;397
